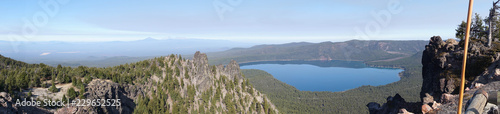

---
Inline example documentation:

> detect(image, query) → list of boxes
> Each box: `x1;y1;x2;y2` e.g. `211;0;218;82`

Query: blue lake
240;60;403;92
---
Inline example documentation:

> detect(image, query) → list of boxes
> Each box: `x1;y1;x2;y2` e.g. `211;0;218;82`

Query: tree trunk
489;20;493;47
489;0;500;47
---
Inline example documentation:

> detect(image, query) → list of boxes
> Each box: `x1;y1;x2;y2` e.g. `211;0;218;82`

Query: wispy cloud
40;52;51;56
56;51;80;54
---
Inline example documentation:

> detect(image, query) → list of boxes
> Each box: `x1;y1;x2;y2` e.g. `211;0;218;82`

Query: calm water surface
240;60;403;92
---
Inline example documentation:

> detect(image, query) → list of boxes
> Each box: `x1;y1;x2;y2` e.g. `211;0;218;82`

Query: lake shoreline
240;60;404;92
237;59;406;71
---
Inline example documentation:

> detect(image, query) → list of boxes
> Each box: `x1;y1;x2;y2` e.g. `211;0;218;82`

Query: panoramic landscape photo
1;0;500;114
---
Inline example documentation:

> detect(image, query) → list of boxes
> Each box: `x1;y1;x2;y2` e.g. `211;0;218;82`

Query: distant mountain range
0;39;429;67
0;38;255;65
206;40;429;65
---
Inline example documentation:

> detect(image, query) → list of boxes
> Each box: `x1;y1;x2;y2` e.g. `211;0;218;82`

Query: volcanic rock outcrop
368;36;500;114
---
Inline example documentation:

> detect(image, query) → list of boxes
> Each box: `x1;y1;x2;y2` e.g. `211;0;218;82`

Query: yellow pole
458;0;474;114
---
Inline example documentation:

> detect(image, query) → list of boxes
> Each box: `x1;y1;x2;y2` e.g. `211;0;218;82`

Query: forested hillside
0;52;279;114
208;40;428;65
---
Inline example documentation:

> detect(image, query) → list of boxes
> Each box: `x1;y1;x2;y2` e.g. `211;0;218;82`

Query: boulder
472;59;500;86
367;94;410;114
367;102;381;114
440;93;456;104
398;108;413;114
422;93;434;105
434;81;500;113
421;104;433;114
55;106;77;114
483;103;498;114
431;101;441;110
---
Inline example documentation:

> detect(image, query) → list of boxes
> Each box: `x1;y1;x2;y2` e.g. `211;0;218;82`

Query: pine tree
49;81;58;93
263;97;269;114
471;13;487;39
72;77;77;86
67;88;77;100
62;95;68;103
184;70;189;79
27;90;32;98
79;86;85;99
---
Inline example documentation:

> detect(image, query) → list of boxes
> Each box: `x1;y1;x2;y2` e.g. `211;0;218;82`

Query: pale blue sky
0;0;493;44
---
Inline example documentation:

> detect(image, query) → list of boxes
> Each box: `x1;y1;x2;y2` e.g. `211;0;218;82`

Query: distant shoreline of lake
240;60;403;92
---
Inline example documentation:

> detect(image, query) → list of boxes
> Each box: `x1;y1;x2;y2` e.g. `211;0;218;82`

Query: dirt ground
26;83;75;101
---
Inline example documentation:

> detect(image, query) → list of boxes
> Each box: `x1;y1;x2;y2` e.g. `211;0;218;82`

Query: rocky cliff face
71;79;143;114
419;36;500;113
421;36;499;104
421;36;463;104
368;36;500;114
191;51;213;91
